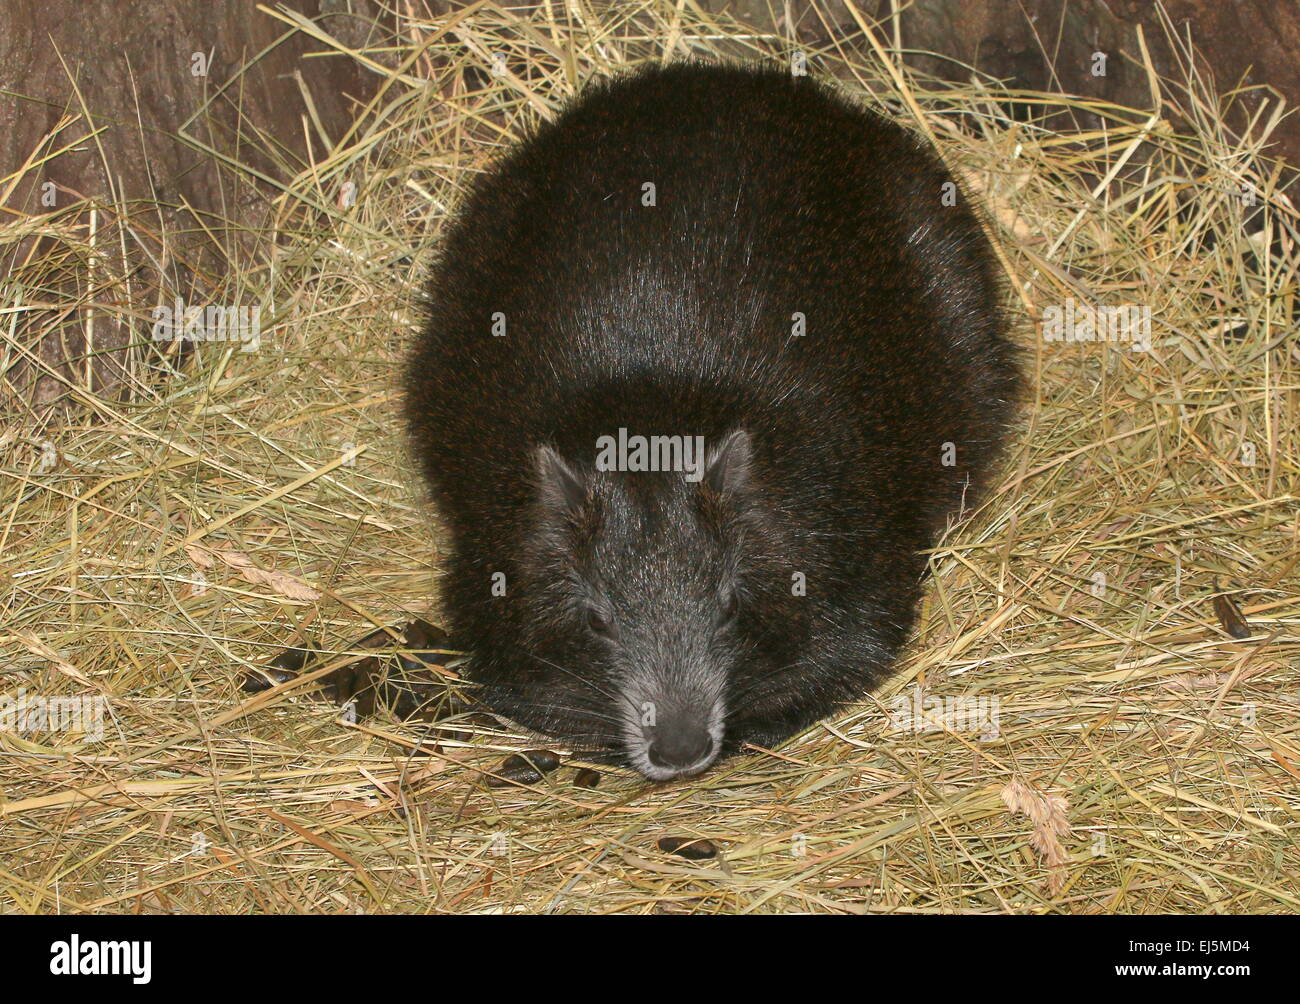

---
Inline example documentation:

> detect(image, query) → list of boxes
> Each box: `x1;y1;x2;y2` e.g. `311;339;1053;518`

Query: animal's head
487;428;807;780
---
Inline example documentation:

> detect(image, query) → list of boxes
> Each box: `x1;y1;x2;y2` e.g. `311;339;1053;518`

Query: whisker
725;658;805;714
521;650;640;719
468;698;625;729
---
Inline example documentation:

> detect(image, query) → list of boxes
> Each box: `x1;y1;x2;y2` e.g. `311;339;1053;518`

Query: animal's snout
647;717;716;774
622;685;725;780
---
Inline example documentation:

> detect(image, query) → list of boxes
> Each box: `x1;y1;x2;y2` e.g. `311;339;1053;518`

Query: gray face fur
523;431;754;780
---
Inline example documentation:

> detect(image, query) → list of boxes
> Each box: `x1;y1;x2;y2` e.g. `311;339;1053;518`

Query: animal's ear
704;428;752;496
534;444;587;514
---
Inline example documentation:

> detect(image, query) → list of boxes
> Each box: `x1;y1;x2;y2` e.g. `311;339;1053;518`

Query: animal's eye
586;607;613;636
719;590;740;625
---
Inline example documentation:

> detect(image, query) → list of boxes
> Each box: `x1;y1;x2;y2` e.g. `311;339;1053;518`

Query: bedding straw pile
1;1;1296;913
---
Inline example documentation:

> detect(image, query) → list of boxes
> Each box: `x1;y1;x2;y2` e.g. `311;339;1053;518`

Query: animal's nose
648;719;715;771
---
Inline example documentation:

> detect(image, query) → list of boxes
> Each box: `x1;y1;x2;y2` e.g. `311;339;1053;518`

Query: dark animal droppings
251;619;466;723
486;750;562;787
241;644;319;692
270;645;319;673
1211;585;1251;640
572;768;601;789
657;836;718;860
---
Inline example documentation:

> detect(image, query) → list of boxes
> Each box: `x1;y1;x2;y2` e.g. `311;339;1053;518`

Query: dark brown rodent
405;62;1019;780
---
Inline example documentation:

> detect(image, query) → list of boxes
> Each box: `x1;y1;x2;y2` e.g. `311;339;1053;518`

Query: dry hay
1;1;1296;914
